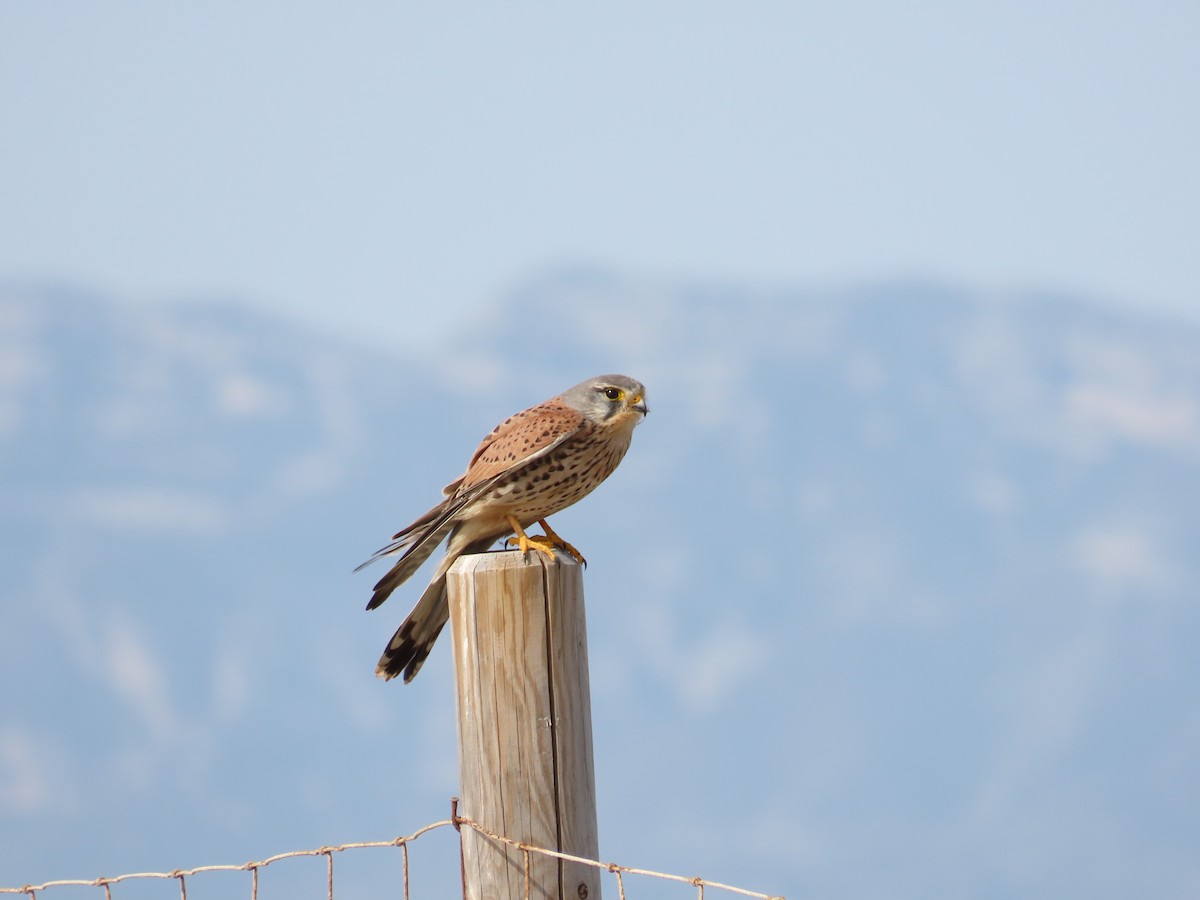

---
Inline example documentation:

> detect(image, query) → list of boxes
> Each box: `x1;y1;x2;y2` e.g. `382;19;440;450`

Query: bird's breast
475;429;632;523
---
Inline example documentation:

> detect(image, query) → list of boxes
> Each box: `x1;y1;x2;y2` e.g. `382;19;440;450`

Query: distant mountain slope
2;277;1198;898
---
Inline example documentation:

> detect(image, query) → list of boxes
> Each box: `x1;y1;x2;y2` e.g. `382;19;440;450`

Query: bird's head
564;374;649;427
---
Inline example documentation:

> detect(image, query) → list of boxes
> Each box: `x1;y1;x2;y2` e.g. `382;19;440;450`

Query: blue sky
2;1;1197;351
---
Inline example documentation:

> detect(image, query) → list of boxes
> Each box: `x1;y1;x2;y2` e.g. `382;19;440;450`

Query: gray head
560;374;649;425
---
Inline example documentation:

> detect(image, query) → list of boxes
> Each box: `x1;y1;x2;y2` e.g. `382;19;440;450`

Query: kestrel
357;374;648;682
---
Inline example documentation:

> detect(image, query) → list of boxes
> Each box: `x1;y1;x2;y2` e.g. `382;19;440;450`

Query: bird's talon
505;516;589;565
532;518;587;566
520;536;560;561
524;533;589;566
557;540;587;567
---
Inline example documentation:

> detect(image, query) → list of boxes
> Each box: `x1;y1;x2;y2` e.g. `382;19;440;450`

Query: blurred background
2;3;1198;898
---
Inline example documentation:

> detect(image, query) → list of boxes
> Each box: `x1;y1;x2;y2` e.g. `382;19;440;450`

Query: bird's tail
358;495;474;611
361;519;453;611
374;536;494;682
374;576;449;682
355;498;449;572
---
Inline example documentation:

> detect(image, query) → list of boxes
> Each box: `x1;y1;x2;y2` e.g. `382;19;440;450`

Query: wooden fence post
448;550;602;900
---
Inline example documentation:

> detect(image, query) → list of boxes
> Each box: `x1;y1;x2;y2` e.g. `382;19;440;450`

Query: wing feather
457;401;583;490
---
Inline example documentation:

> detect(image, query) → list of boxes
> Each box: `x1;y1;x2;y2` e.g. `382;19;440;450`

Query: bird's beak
631;395;649;416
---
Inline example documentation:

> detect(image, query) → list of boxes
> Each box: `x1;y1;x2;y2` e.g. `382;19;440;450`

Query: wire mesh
2;803;785;900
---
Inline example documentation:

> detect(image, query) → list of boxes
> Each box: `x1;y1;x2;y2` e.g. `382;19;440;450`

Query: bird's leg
504;515;560;562
530;518;587;567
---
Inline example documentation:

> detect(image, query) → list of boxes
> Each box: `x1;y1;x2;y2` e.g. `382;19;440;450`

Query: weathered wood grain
449;550;602;900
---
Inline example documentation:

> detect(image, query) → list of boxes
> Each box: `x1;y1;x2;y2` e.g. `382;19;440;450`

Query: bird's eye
602;387;624;401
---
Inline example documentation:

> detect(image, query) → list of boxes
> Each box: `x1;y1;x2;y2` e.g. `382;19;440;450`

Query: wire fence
1;800;785;900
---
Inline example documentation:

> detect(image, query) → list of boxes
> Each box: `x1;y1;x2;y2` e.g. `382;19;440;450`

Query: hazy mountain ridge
2;278;1198;898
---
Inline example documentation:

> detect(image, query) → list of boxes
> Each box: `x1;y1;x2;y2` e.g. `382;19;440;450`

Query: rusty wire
451;812;785;900
1;820;451;897
3;808;786;900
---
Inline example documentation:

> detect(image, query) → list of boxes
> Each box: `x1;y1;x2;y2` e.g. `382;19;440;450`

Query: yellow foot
504;516;587;566
531;518;587;567
504;515;559;561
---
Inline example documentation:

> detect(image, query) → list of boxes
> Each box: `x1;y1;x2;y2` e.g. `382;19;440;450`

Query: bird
356;374;649;683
